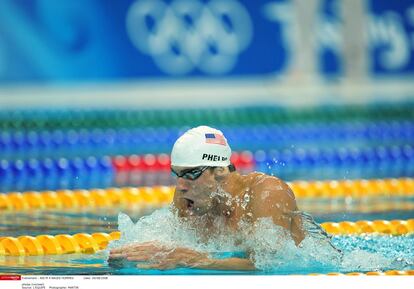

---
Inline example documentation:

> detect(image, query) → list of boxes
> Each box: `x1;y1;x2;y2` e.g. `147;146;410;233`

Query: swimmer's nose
176;177;189;191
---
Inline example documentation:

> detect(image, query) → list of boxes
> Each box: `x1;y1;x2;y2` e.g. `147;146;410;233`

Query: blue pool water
1;234;413;275
1;198;412;237
0;200;413;275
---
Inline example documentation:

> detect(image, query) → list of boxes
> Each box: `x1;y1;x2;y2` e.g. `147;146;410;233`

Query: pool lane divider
2;104;414;130
1;178;414;211
3;121;414;160
321;219;414;235
1;143;413;193
0;186;174;211
112;144;414;175
0;232;121;256
0;220;412;257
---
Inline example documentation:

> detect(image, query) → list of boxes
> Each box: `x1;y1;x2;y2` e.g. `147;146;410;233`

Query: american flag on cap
205;133;227;146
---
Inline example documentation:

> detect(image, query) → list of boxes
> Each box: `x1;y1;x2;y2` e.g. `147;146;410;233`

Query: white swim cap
171;126;232;167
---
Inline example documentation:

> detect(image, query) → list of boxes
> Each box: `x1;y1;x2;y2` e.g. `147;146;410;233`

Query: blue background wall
0;0;413;84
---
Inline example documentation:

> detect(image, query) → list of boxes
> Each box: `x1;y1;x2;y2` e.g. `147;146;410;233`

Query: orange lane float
0;218;412;256
0;232;120;256
0;177;413;211
321;219;414;235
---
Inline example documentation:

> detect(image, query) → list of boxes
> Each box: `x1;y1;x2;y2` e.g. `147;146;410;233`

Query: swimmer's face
172;165;218;216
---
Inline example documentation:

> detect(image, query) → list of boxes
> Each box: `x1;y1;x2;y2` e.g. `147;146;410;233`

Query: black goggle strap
172;166;208;179
172;164;235;179
228;163;236;172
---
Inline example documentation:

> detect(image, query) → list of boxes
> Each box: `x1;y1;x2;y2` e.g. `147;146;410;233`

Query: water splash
241;217;342;272
333;234;414;271
107;207;414;273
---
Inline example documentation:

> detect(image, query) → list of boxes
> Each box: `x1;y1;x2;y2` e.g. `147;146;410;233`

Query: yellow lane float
0;219;412;256
0;177;412;211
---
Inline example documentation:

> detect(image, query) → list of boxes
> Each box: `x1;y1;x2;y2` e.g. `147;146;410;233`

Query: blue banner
0;0;413;83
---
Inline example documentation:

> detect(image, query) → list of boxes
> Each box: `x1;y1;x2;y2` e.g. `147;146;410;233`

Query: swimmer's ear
213;167;228;181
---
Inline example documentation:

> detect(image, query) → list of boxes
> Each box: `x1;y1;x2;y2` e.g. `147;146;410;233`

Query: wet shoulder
241;171;295;201
242;171;284;189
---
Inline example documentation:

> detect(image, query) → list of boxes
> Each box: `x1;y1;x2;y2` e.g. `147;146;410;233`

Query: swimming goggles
171;166;211;180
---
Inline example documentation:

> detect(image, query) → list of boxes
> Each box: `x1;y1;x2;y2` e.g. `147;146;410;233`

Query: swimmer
109;126;316;270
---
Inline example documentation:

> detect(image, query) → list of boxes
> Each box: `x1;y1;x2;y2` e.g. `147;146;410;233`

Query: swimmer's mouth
183;198;194;209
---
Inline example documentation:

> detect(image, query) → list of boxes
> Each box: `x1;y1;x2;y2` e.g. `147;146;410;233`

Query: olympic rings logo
126;0;253;75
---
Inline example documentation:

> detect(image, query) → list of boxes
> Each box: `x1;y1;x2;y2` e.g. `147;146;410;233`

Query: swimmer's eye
171;166;210;180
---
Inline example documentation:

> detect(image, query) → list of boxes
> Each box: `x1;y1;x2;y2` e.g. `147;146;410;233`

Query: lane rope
0;178;413;211
0;219;412;256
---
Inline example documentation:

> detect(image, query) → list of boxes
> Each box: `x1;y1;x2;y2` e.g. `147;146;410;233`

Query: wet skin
109;166;305;270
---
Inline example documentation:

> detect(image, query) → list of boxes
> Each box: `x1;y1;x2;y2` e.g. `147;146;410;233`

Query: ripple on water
107;207;414;273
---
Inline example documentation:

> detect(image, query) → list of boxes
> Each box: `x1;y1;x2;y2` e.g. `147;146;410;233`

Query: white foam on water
107;207;200;250
241;218;342;272
332;234;414;271
340;250;392;272
107;207;411;272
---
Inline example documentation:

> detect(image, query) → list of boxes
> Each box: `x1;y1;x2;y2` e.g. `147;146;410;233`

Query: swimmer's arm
194;257;256;271
111;242;256;271
250;177;305;245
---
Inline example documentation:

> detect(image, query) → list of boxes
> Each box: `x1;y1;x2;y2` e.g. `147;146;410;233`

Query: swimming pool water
1;234;413;275
0;199;413;275
1;198;412;237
